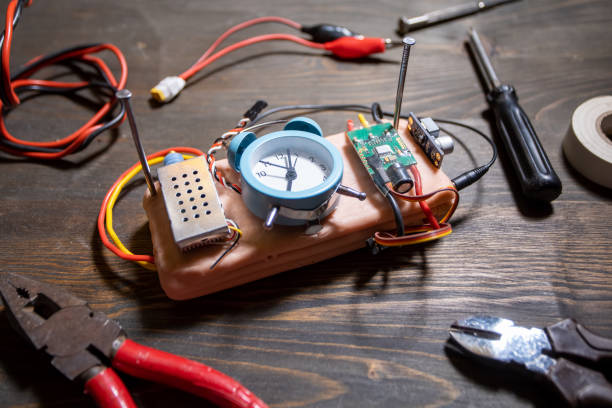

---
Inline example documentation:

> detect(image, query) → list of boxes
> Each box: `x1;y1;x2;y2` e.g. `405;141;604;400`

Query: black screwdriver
467;28;562;202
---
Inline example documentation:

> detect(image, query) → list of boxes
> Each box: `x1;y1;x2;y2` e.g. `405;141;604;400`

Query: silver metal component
467;28;502;93
434;135;455;154
421;117;440;138
277;194;340;222
374;145;393;156
157;156;229;251
264;206;279;230
449;315;557;375
242;119;288;133
393;37;416;130
116;89;156;196
383;38;404;49
336;184;366;201
304;221;323;235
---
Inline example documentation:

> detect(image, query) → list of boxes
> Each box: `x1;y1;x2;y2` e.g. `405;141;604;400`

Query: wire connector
243;100;268;121
150;76;186;103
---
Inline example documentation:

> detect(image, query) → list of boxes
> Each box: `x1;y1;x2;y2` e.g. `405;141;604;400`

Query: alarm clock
228;117;365;231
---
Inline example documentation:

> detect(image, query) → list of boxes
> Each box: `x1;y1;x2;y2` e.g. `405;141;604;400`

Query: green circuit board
347;122;417;175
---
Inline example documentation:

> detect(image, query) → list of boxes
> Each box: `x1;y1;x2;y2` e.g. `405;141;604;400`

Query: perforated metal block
157;156;229;251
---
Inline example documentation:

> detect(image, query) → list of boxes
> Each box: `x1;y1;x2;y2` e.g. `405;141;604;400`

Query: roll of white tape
563;96;612;188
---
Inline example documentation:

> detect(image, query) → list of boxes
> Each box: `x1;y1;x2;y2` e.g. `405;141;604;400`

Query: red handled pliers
0;273;268;408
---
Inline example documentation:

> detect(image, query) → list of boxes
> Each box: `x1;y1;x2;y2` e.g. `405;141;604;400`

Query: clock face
247;136;335;193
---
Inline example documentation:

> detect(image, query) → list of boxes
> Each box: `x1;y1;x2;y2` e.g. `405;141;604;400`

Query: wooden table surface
1;0;611;407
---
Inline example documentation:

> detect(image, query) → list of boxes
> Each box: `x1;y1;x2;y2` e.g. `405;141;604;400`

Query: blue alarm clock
228;117;365;231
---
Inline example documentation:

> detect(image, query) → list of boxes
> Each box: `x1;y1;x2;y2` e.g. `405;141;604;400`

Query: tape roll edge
562;96;612;189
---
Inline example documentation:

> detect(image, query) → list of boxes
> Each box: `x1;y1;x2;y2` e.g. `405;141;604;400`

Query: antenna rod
116;89;156;196
393;37;416;130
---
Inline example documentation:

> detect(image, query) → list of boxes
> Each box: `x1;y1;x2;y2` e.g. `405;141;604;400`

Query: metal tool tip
468;27;480;38
402;36;416;46
115;89;132;99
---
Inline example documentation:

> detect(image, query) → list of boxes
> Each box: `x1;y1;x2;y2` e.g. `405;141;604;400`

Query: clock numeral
323;175;328;181
320;164;327;172
256;171;267;177
275;152;284;160
309;156;315;162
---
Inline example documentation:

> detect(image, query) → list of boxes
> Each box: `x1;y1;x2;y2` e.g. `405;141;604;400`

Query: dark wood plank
1;0;611;407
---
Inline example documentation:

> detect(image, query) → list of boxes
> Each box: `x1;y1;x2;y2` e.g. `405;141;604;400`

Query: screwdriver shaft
398;0;519;34
467;28;501;92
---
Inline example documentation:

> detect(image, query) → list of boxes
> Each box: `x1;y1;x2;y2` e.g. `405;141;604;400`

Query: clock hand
259;160;289;170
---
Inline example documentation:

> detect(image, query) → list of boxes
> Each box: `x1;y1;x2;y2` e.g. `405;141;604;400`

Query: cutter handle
547;319;612;364
549;358;612;407
84;367;136;408
113;339;268;408
488;85;562;201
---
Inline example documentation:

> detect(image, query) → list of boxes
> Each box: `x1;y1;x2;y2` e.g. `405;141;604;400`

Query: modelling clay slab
143;121;455;299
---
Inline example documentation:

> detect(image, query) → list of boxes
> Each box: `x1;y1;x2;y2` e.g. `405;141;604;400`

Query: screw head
115;89;132;99
402;37;416;46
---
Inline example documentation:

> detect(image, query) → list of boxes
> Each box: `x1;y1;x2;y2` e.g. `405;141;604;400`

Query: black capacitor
386;163;413;193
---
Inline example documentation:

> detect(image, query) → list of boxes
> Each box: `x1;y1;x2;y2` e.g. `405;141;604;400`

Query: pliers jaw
449;315;557;375
0;273;124;381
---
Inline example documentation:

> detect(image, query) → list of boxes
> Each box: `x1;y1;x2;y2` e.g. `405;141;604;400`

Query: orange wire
180;34;325;80
191;16;301;68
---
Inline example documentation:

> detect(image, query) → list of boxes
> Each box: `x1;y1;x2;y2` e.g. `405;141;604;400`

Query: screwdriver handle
488;85;562;201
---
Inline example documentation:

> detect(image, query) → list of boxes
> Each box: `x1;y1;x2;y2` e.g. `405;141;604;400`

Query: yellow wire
357;113;370;128
106;155;194;270
228;225;243;237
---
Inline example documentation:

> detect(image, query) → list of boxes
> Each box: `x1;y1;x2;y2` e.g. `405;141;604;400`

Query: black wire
432;117;497;171
210;233;240;270
385;192;404;237
11;43;102;81
370;102;384;123
252;104;371;124
1;78;122;154
253;103;497;189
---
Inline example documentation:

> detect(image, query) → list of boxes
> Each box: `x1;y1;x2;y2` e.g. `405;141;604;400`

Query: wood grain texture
0;0;611;407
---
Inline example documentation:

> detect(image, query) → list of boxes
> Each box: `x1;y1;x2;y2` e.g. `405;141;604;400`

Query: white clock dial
251;148;331;192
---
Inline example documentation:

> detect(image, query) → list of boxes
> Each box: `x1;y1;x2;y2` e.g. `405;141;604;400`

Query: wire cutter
449;315;612;407
0;273;268;408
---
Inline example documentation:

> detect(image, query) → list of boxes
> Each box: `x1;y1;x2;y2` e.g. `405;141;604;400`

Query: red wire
0;0;129;159
180;34;324;80
0;44;128;158
98;147;205;263
409;165;441;229
2;0;20;106
191;16;301;68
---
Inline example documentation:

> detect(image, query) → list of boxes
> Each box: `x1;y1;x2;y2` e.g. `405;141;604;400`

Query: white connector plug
150;76;186;103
